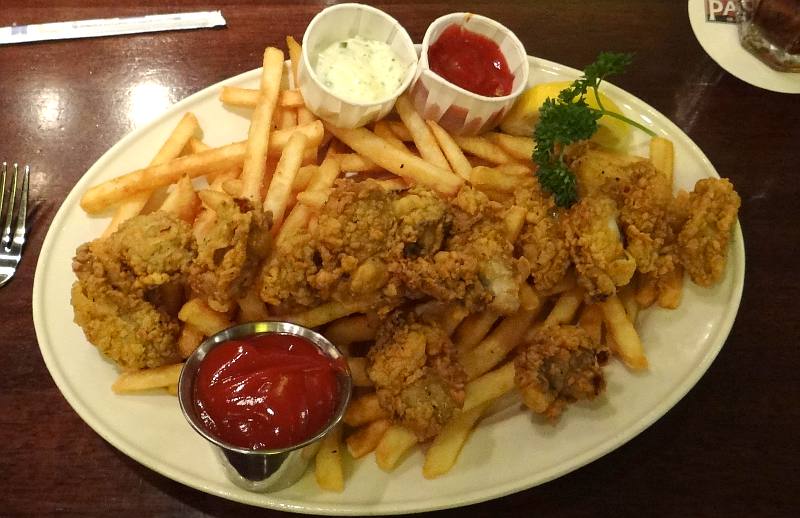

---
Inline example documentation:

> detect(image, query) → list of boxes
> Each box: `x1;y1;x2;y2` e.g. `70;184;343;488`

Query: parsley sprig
533;52;656;207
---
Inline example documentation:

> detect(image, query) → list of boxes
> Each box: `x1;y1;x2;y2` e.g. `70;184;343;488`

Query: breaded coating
613;161;680;278
676;178;741;287
562;195;636;300
514;179;570;291
71;212;195;370
514;325;606;421
189;191;272;312
260;180;521;315
259;230;321;311
399;187;522;314
260;179;434;313
367;310;466;440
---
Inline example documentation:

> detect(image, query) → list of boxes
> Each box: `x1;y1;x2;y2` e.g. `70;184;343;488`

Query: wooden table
2;1;797;516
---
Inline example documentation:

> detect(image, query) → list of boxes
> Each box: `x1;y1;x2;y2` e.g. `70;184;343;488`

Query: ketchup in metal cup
192;333;343;450
427;24;514;97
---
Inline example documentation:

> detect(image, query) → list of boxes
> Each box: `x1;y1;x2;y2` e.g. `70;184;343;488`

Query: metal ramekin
178;321;352;492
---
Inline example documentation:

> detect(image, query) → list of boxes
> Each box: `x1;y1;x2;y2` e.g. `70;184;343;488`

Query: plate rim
33;55;745;515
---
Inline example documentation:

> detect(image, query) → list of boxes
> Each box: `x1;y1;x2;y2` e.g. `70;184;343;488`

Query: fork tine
1;163;17;249
0;162;6;223
10;164;30;253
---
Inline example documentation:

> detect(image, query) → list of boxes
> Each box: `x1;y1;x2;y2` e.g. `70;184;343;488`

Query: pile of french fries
80;38;680;490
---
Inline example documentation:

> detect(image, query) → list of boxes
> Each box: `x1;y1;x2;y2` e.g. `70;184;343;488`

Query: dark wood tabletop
2;1;798;516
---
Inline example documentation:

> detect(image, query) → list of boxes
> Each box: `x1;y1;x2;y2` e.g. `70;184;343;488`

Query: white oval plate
33;55;744;515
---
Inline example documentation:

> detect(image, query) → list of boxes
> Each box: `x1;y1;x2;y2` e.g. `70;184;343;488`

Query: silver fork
0;162;30;288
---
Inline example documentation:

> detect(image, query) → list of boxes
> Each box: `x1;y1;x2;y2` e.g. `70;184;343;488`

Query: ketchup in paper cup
178;321;351;492
298;3;418;128
411;13;530;135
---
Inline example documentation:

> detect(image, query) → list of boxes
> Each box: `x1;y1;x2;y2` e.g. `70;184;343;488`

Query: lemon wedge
500;80;631;150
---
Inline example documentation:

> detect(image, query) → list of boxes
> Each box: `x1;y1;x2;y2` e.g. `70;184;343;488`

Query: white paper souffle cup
410;12;530;136
298;3;418;129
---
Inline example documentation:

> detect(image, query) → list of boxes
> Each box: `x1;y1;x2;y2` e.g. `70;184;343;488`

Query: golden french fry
325;123;463;195
374;121;410;152
395;94;451;171
337;153;382;173
463;361;515;411
102;112;200;234
439;305;469;336
599;294;648;369
346;419;391;459
344;393;387;427
301;146;318;168
219;86;304;108
302;146;319;166
264;131;307;229
413;301;469;336
285;300;367;328
236;288;270;322
271;120;324;150
185;136;208;155
297;106;317;125
183;138;240;184
166;384;179;396
276;156;339;249
277;106;297;130
485;132;535;161
454;310;499;353
241;47;285;203
295;190;329;209
112;363;184;394
577;304;603;345
657;267;683;309
618;283;640;322
221;178;243;198
453;135;513;164
81;141;247;214
315;425;344;492
635;274;658;308
325;314;377;346
159;175;201;223
423;402;490;479
209;169;241;192
375;424;417;472
460;284;544;380
376;178;410;191
502;205;527;242
177;323;205;359
271;105;285;131
178;298;232;337
538;272;577;296
384;120;412;141
649;136;674;186
192;207;217;244
286;35;302;87
347;357;373;387
544;286;584;326
219;86;260;108
426;120;472;181
302;441;322;461
293;164;317;192
470;165;528;192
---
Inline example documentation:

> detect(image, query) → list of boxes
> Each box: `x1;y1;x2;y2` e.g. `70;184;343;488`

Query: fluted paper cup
298;3;418;128
410;13;529;136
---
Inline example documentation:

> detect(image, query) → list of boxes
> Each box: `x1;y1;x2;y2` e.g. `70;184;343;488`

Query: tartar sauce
315;36;409;103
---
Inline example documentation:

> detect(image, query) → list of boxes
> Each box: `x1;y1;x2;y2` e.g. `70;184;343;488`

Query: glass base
737;0;800;72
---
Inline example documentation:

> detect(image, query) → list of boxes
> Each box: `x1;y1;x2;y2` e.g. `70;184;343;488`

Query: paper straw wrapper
298;3;418;129
0;11;226;45
410;13;530;136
